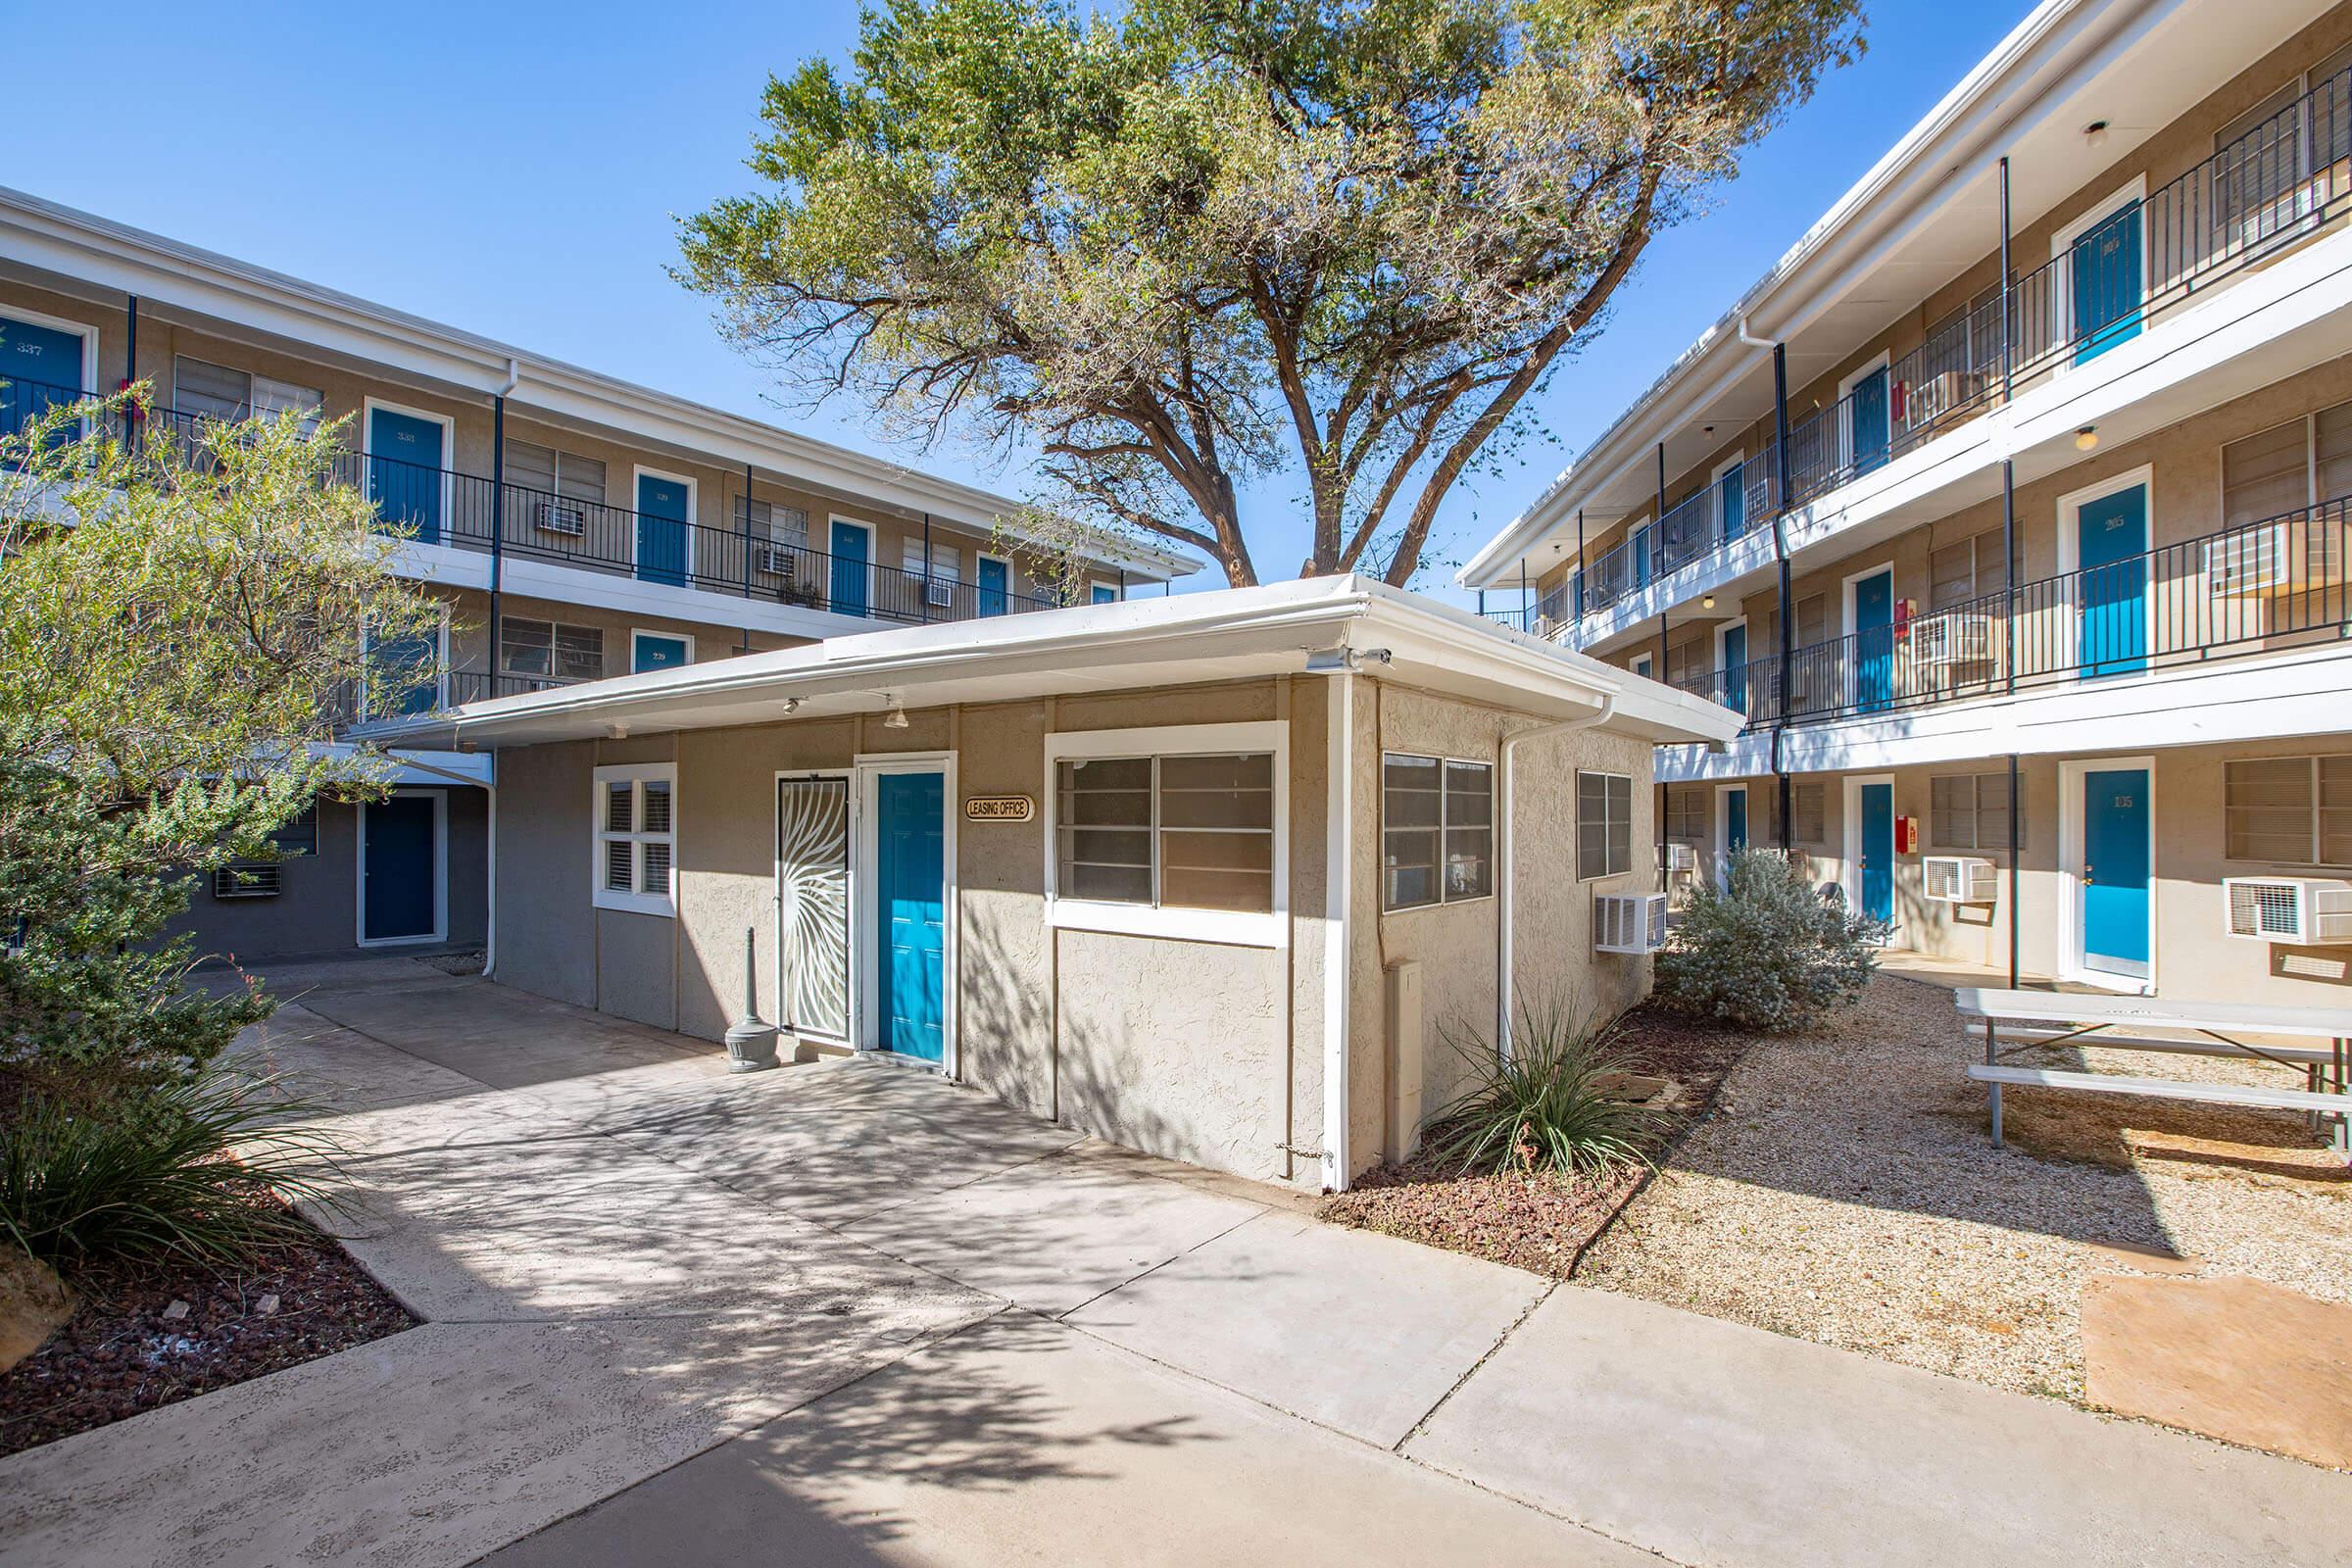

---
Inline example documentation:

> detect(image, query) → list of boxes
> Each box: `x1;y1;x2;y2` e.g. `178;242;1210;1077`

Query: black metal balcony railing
1665;495;2350;729
12;392;1072;621
1549;61;2352;630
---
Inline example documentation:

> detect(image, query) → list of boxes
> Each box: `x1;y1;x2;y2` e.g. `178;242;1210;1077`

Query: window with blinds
1381;755;1493;909
595;764;676;916
744;499;809;548
505;440;608;507
2227;755;2352;864
501;618;604;684
1055;752;1276;914
902;540;963;582
1791;782;1827;845
1577;770;1633;880
1929;772;2019;851
173;355;322;431
2223;401;2352;527
1665;785;1706;843
1928;530;2006;610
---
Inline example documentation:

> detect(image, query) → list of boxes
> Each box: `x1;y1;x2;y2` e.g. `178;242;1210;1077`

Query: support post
1998;156;2015;404
741;462;756;598
123;294;139;453
2003;459;2017;695
1520;559;1531;632
489;394;505;690
2008;753;2022;989
1574;509;1587;618
921;512;934;622
1771;339;1794;852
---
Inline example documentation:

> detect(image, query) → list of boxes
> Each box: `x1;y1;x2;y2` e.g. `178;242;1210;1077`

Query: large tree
680;0;1863;587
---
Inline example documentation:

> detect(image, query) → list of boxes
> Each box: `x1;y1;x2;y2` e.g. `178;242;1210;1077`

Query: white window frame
593;761;678;917
1929;770;2020;853
1380;752;1494;912
629;628;696;674
2224;753;2352;867
1576;768;1635;883
1044;720;1289;948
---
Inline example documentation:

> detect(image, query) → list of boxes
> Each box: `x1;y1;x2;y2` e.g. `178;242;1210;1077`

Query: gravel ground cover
0;1205;413;1456
1321;1009;1752;1277
1580;974;2352;1403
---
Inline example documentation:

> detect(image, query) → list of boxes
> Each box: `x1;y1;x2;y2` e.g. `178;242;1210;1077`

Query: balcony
4;391;1071;629
1666;495;2349;732
1543;61;2352;645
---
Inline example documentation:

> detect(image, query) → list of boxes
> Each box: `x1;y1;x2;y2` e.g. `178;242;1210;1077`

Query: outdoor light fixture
882;700;909;730
1702;593;1717;610
608;722;629;740
2075;426;2099;451
2084;120;2110;151
778;697;801;714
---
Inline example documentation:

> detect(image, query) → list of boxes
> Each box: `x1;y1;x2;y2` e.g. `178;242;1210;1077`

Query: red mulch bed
1320;1004;1756;1278
0;1205;413;1457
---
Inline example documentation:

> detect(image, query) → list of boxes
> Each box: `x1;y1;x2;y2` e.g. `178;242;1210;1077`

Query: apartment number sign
965;795;1034;823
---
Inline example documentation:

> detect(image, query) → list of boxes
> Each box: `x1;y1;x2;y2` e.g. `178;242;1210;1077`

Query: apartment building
1463;0;2352;1001
0;187;1195;963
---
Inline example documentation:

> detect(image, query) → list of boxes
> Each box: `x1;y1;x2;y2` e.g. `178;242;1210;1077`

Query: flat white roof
365;577;1742;751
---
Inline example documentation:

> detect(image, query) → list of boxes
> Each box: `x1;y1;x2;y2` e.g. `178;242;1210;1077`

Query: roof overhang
360;577;1741;752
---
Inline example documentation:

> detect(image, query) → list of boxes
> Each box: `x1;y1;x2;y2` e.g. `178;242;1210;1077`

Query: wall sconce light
778;697;801;714
2075;426;2099;452
1702;593;1717;610
2084;120;2110;152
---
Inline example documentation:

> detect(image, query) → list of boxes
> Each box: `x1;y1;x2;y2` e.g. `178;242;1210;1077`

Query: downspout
489;359;517;692
1497;693;1617;1059
1769;340;1795;851
1324;670;1354;1193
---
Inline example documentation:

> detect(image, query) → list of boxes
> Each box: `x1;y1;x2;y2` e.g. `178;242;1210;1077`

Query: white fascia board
491;556;882;640
0;186;1199;582
1656;645;2352;782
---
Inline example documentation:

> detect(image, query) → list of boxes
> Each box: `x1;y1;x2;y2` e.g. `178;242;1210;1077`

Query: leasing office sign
964;795;1034;822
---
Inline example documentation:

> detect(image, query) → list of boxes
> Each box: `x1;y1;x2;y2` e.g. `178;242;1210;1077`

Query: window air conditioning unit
2205;520;2345;598
2223;876;2352;945
925;579;956;609
535;501;586;536
1593;892;1670;955
1911;612;1996;666
1900;368;1986;430
1664;842;1697;873
213;863;282;900
754;543;797;577
1923;855;1997;905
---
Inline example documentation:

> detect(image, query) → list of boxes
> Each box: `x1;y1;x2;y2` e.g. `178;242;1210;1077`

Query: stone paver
1405;1284;2352;1568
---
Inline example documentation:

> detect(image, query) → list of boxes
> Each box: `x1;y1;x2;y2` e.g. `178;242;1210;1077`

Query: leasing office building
0;187;1192;962
1463;0;2352;1000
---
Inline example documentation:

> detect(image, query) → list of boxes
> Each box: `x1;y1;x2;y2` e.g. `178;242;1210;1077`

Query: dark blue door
1725;787;1748;859
830;520;870;616
635;474;689;587
2073;204;2142;363
1719;462;1745;541
1858;781;1893;926
1;315;86;442
1854;569;1894;711
875;771;946;1062
368;408;444;544
977;556;1008;616
1721;622;1748;715
364;794;437;943
1633;526;1651;589
1850;368;1889;475
633;633;690;673
2082;768;2151;978
2078;486;2148;677
370;629;441;718
1091;583;1117;605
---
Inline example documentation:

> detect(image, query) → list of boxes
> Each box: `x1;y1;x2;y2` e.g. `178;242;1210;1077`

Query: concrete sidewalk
3;966;2346;1567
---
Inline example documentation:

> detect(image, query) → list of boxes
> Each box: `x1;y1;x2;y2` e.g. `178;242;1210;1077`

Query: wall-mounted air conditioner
2223;877;2352;945
1911;612;1996;667
1593;892;1669;955
1923;855;1997;905
213;863;282;899
535;501;586;536
1664;842;1696;873
754;544;797;577
925;579;956;609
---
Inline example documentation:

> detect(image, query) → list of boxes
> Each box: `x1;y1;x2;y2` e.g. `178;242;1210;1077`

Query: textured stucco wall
492;741;598;1006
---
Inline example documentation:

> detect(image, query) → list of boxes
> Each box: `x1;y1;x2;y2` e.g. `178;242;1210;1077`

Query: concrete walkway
3;964;2347;1567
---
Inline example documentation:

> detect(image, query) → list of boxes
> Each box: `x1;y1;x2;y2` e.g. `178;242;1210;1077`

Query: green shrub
0;1069;341;1267
1652;847;1882;1031
1422;999;1671;1179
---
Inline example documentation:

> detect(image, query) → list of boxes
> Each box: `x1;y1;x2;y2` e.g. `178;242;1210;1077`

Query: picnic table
1952;989;2350;1160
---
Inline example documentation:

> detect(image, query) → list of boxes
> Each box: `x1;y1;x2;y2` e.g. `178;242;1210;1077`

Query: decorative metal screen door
776;777;852;1039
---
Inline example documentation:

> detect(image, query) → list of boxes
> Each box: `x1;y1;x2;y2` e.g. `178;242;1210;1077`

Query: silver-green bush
1651;848;1881;1032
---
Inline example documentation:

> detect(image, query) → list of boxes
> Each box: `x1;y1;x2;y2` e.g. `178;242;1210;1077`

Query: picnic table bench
1952;989;2350;1159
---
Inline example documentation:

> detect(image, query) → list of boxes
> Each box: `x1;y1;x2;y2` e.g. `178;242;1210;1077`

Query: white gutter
1496;695;1616;1058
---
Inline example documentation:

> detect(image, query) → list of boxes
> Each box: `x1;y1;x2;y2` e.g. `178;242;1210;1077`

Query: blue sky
11;1;2022;603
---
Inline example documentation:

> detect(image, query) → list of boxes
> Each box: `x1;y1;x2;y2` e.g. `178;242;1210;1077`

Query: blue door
635;473;689;587
830;520;870;616
1724;787;1749;880
1853;568;1894;711
363;794;437;943
1091;583;1117;605
368;408;444;545
1850;368;1889;475
2077;485;2148;677
1;315;86;442
976;556;1008;616
1858;781;1893;926
1633;526;1651;589
2073;204;2142;363
1721;622;1748;715
875;771;946;1062
633;633;690;673
369;629;441;718
2082;768;2151;978
1719;462;1745;541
